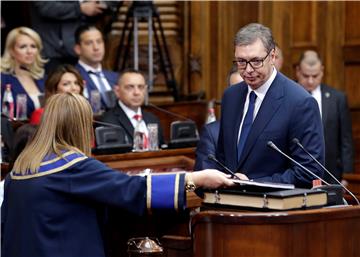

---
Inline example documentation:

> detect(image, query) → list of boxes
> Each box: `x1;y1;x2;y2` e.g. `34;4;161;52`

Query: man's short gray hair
299;50;322;66
234;23;275;53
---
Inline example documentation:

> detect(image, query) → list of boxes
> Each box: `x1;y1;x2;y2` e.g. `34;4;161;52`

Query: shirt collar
78;60;102;73
249;67;277;101
118;100;142;120
311;85;321;95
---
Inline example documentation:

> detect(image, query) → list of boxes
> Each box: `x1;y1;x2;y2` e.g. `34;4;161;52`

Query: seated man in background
194;65;243;170
74;24;118;111
101;69;164;147
296;50;354;184
274;43;283;71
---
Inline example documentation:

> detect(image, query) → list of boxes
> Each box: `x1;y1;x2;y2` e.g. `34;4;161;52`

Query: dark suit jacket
75;64;118;109
320;84;354;182
194;121;220;170
216;72;325;188
31;1;85;59
100;104;165;146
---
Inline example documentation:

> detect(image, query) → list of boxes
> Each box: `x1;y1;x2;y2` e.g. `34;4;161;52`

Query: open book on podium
203;179;328;211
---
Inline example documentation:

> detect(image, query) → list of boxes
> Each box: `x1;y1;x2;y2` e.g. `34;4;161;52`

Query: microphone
93;120;126;129
292;138;359;205
207;154;241;180
267;141;330;185
146;103;193;122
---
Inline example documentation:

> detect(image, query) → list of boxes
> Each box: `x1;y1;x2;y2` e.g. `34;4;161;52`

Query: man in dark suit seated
296;50;354;184
74;24;118;111
211;23;324;188
194;66;243;170
101;69;164;147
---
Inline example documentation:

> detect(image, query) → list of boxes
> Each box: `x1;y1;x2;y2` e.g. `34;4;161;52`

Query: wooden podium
191;206;360;257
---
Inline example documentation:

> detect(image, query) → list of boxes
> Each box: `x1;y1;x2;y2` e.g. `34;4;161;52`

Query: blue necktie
90;71;111;108
237;91;257;161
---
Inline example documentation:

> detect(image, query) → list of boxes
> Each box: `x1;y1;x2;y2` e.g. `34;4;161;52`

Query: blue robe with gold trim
1;151;186;257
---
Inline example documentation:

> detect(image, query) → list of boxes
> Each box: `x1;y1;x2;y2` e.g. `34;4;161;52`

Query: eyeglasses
233;50;272;70
123;84;147;92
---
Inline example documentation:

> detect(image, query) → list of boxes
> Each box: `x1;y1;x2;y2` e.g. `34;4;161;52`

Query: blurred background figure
274;43;283;71
227;64;244;86
1;26;46;119
74;25;118;111
296;50;354;184
194;65;243;170
101;69;164;147
30;64;84;125
30;0;118;73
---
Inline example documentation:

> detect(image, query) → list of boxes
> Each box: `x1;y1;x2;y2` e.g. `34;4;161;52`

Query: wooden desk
343;174;360;204
1;148;196;180
94;147;195;173
96;148;197;257
191;206;360;257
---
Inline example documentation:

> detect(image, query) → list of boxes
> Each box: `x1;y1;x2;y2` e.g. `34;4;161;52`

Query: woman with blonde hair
29;64;85;125
2;93;234;257
1;27;47;118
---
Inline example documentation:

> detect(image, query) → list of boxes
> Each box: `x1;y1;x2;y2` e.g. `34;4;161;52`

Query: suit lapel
76;64;98;93
237;75;284;170
320;84;330;124
230;86;248;168
114;105;135;140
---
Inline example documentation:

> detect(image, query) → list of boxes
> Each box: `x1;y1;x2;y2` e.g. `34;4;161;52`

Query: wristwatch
185;173;196;192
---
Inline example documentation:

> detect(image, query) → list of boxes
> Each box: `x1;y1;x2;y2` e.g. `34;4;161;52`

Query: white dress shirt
118;100;149;137
237;68;277;142
78;61;112;92
309;85;322;117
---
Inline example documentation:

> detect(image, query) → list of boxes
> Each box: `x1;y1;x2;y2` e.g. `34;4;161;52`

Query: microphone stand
292;138;359;205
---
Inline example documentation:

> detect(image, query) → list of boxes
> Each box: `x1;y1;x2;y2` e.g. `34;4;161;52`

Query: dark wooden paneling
345;2;360;46
351;109;360;173
345;66;360;109
192;207;360;257
290;2;317;47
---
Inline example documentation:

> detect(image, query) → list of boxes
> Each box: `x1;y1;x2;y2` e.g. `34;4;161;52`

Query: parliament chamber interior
1;1;360;257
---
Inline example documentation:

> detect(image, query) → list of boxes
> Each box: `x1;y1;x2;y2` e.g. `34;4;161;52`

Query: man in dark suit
31;1;113;73
194;66;243;170
101;69;164;147
74;25;118;111
213;23;324;188
296;50;354;184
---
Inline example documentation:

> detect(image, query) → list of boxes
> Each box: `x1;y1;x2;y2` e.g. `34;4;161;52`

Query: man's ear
295;65;301;78
113;85;121;98
74;44;81;56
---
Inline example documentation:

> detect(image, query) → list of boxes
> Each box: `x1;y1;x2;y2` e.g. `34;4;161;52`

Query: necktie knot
88;70;102;77
133;114;142;121
249;91;257;103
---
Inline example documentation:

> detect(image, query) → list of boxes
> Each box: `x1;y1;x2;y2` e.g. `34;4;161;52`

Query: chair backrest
169;121;199;147
95;126;130;148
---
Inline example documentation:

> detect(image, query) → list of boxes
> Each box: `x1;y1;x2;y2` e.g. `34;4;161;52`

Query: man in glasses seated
101;69;164;148
212;23;324;188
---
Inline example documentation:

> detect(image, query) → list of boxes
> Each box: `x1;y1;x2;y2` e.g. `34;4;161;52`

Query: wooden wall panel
187;1;258;102
290;2;318;48
345;66;360;109
345;2;360;46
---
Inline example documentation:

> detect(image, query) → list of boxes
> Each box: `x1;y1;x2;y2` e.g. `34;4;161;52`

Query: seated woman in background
30;64;84;125
1;27;47;119
1;93;234;257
